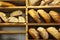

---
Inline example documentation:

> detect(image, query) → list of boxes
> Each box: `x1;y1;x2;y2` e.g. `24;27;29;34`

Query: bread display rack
0;0;60;40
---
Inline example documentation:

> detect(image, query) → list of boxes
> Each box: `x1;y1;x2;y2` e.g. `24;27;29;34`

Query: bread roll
37;9;51;23
10;10;23;17
0;1;15;7
49;11;60;23
29;28;39;40
37;27;49;39
8;17;18;23
18;16;25;23
47;27;59;39
29;9;41;23
29;0;40;6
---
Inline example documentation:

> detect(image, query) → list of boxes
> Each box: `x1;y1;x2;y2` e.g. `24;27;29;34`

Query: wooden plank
26;0;28;40
28;6;60;8
28;23;60;26
0;23;26;27
0;6;26;9
0;30;26;34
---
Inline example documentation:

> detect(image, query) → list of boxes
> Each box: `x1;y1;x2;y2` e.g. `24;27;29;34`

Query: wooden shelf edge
0;23;26;26
0;30;26;34
0;6;26;9
28;23;60;25
27;6;60;8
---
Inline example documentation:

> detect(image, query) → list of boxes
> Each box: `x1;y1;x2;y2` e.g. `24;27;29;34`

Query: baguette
29;9;41;23
10;10;23;17
49;11;60;23
37;9;51;23
29;28;39;40
47;27;60;39
37;27;49;39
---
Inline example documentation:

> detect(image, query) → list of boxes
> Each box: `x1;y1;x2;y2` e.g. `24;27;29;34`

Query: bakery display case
0;0;59;40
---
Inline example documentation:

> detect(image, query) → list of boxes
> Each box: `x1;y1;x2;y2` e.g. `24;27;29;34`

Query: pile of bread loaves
29;9;60;23
0;10;25;23
29;27;60;40
29;0;60;6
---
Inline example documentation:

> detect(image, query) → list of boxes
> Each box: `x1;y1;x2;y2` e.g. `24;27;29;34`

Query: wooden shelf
0;23;26;27
28;23;60;26
0;6;26;9
27;6;60;8
0;30;26;34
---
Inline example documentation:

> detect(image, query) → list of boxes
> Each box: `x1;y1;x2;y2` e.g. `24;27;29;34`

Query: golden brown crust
29;9;41;23
0;1;15;7
29;28;39;39
49;11;60;23
37;9;51;23
37;27;49;39
47;27;60;39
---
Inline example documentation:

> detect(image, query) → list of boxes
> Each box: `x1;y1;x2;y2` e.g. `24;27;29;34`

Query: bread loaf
49;11;60;23
18;16;25;23
10;10;23;17
29;9;41;23
29;28;39;40
0;1;15;7
0;12;8;22
29;0;40;6
37;27;49;39
37;9;51;23
47;27;60;39
8;17;18;23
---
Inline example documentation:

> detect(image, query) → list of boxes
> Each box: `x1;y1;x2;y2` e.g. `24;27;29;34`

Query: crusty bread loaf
8;17;18;23
37;27;49;39
0;12;8;22
49;11;60;23
10;10;23;17
0;1;15;7
37;9;51;23
47;27;60;39
29;9;41;23
29;0;40;6
29;28;39;40
18;16;25;23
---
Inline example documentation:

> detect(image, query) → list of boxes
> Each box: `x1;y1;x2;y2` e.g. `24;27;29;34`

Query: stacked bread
0;10;25;23
29;0;60;6
28;9;60;23
29;27;60;40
